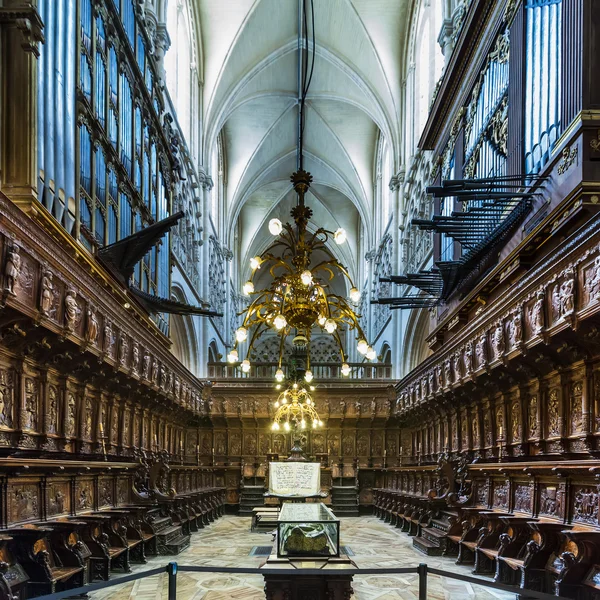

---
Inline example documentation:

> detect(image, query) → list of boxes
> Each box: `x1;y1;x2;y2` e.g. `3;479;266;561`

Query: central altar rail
31;560;571;600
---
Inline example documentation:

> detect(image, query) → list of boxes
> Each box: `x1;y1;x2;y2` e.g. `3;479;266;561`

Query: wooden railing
207;361;393;381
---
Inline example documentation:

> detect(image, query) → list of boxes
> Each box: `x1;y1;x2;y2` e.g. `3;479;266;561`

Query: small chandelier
271;383;323;432
227;170;375;381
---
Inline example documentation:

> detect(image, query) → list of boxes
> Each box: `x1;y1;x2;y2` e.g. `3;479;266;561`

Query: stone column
0;2;43;207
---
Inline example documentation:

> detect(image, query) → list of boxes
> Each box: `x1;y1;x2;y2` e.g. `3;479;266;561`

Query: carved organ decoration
372;234;393;338
208;236;226;335
463;30;509;180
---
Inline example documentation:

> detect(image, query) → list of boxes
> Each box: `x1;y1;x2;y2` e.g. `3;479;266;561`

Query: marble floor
88;516;516;600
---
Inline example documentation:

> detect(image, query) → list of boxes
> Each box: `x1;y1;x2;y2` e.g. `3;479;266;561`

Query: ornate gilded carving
570;382;583;434
528;395;538;438
3;244;21;296
548;389;560;437
47;385;58;434
557;145;578;176
22;378;38;430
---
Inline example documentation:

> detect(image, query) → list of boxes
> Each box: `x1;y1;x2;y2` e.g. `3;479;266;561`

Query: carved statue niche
528;395;539;438
4;244;21;296
86;306;99;345
142;351;151;379
64;288;79;331
463;342;473;377
65;393;76;437
118;334;129;367
547;389;561;437
131;342;140;374
436;365;443;389
47;385;58;434
560;268;576;317
443;357;452;387
509;310;523;348
39;267;54;316
22;378;39;430
511;399;521;442
103;319;115;356
570;381;583;434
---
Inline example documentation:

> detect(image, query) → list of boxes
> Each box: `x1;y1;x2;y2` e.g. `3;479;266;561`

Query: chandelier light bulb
334;228;347;244
241;359;251;373
273;314;287;330
250;256;261;270
242;281;254;296
235;327;248;342
318;314;327;326
300;270;313;286
341;363;351;376
227;349;238;363
312;420;317;429
275;368;285;382
310;385;315;391
284;422;291;431
306;398;311;405
293;383;298;389
357;339;369;355
301;420;306;429
366;347;377;361
269;218;283;235
272;422;280;431
324;318;337;334
275;384;281;390
274;401;280;408
282;398;287;404
349;287;361;303
319;420;323;426
304;370;314;383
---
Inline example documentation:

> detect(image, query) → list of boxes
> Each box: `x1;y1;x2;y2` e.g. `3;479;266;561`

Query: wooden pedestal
260;554;357;600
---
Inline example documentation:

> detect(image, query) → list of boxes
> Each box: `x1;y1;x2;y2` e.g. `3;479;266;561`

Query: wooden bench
7;525;84;597
0;534;28;600
94;510;146;564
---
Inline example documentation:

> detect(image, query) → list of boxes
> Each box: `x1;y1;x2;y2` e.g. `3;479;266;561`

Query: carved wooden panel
538;484;561;517
513;483;532;513
47;480;70;517
572;486;599;525
76;479;95;512
492;481;509;509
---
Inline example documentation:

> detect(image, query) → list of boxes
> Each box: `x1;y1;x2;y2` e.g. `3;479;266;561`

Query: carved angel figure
64;289;79;331
4;245;21;295
40;268;54;315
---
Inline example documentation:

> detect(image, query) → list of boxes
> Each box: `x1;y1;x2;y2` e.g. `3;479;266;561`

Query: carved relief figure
471;415;479;447
245;433;257;455
464;343;473;377
508;311;522;347
561;268;576;315
131;342;140;374
476;333;487;368
39;268;54;316
483;411;492;446
83;397;93;439
548;389;560;437
514;485;531;513
13;486;38;521
570;382;583;434
86;307;98;344
529;395;539;438
436;365;443;389
142;352;151;379
529;289;545;334
215;432;226;455
273;434;285;454
443;358;452;387
119;334;129;367
540;485;559;516
585;256;600;303
64;289;79;331
573;488;599;525
0;369;14;428
47;385;58;434
4;244;21;295
491;322;504;358
66;393;76;437
493;483;509;509
23;378;38;430
103;319;115;356
511;400;521;442
313;433;325;454
229;432;241;455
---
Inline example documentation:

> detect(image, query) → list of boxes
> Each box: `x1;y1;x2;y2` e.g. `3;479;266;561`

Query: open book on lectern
268;462;321;497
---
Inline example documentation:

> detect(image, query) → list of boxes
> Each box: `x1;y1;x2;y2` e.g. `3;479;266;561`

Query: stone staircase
148;508;191;555
239;485;265;516
412;509;456;556
331;485;359;516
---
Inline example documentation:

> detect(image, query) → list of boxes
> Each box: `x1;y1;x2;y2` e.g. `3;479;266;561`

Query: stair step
413;536;443;556
422;527;446;539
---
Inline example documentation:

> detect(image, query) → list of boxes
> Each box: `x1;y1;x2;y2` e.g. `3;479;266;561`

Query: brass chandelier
226;0;375;381
271;382;323;432
226;169;376;381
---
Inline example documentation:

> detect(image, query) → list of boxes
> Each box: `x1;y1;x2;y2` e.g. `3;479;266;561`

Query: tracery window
165;0;193;144
524;0;562;174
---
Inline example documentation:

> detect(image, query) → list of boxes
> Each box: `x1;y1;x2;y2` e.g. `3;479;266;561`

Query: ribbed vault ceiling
194;0;410;276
